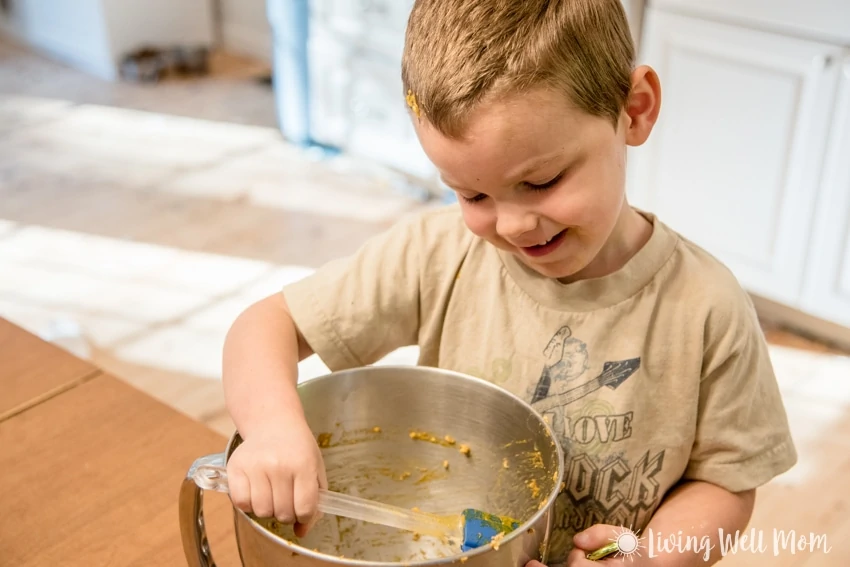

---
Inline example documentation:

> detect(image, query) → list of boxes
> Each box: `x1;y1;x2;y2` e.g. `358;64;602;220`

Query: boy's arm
222;292;331;532
639;480;755;565
222;292;313;438
550;480;753;566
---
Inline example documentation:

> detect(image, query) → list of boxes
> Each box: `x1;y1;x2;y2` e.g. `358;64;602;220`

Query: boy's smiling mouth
520;229;568;258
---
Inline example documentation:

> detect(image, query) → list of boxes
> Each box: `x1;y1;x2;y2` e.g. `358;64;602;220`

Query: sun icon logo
612;527;644;559
586;527;645;561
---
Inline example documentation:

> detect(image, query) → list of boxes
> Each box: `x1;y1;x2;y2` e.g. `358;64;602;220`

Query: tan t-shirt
283;204;797;564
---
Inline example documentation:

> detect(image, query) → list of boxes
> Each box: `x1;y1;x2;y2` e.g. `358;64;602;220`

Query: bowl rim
226;364;566;566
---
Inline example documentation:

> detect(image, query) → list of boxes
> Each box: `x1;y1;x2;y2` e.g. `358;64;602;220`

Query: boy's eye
525;171;565;191
460;193;487;204
457;169;566;203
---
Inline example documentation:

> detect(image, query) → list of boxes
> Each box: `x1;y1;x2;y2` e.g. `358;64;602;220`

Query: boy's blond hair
401;0;635;137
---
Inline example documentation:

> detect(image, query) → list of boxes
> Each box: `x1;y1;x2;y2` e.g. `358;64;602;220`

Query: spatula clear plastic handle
317;489;461;538
189;452;462;540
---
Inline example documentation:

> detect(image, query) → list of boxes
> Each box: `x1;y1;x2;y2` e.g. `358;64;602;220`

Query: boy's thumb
573;524;613;549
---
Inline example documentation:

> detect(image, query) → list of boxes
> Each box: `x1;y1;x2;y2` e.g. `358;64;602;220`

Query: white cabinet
311;0;411;60
647;0;850;46
2;0;114;78
801;57;850;325
220;0;272;62
620;0;645;50
307;0;435;181
627;7;846;314
0;0;214;81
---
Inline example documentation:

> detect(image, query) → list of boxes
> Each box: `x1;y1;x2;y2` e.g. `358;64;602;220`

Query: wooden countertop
0;318;240;566
0;318;100;421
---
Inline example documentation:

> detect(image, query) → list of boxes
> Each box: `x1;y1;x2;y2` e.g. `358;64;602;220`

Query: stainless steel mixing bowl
181;365;564;567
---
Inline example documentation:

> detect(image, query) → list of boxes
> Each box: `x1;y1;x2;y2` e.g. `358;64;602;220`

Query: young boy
222;0;797;565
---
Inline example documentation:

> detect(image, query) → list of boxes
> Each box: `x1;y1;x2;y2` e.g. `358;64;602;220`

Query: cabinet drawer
651;0;850;45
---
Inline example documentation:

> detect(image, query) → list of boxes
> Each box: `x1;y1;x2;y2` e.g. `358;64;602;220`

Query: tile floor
2;34;850;566
0;35;435;434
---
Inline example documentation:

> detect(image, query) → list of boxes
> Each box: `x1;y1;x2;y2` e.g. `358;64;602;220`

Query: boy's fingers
573;524;618;550
269;468;295;523
249;472;275;519
525;561;547;567
227;467;252;513
294;460;328;534
292;473;320;529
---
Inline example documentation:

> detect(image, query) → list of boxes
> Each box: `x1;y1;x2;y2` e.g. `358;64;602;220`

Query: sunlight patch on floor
0;95;430;223
762;344;850;486
0;220;418;384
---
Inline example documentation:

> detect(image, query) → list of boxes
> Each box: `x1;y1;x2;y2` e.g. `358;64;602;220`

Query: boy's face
413;71;659;281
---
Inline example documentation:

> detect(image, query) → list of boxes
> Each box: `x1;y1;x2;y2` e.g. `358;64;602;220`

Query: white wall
220;0;272;62
0;0;213;81
620;0;645;49
3;0;115;79
102;0;215;68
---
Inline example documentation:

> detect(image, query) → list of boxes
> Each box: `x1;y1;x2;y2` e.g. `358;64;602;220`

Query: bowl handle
180;452;230;567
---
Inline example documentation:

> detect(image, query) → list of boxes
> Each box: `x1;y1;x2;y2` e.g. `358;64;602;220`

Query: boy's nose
496;208;539;243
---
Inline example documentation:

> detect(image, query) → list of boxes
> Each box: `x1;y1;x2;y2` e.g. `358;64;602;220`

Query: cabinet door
311;0;412;60
307;28;353;148
12;0;114;79
801;54;850;328
344;48;435;180
626;8;843;306
307;28;435;180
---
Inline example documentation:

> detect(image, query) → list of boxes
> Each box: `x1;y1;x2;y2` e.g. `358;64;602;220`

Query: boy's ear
624;65;662;146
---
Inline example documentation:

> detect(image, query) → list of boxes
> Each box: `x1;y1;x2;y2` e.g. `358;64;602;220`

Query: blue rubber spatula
191;457;518;550
317;488;520;550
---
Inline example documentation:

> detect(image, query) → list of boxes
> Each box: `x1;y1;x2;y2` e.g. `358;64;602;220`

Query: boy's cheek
460;207;493;239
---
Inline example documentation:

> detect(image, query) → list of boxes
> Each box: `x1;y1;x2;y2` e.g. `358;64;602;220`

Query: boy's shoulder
652;213;762;335
665;221;742;286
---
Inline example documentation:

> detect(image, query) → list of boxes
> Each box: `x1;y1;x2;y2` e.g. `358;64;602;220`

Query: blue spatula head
461;508;520;551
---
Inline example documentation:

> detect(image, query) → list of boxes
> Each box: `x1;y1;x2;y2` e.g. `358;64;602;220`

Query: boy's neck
558;204;653;284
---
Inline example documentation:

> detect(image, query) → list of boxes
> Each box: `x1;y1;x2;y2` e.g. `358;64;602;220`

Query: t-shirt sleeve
281;212;424;371
683;292;798;492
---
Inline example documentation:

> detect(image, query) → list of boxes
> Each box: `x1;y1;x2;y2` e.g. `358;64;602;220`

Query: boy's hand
526;524;649;567
225;419;328;537
569;524;648;565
